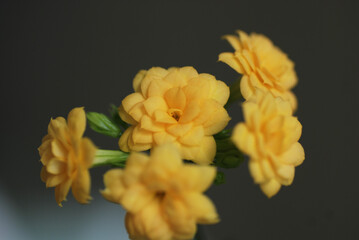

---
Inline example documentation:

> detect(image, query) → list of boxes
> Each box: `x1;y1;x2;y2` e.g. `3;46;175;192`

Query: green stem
225;77;244;109
92;149;129;168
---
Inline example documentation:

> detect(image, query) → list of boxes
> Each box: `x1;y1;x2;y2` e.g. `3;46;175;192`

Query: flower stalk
224;77;243;108
92;149;129;168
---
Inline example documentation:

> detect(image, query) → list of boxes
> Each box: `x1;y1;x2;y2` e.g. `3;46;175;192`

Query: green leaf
86;112;122;138
214;171;225;185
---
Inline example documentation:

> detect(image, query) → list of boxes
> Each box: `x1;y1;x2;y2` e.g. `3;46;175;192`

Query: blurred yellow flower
219;30;298;110
101;144;219;240
38;107;97;206
118;66;230;164
232;90;304;197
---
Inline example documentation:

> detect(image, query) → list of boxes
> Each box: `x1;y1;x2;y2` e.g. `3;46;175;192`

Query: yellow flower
232;90;304;198
38;107;97;206
118;66;230;164
101;144;219;240
219;30;298;110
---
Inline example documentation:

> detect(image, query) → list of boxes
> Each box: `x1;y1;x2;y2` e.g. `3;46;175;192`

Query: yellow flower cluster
219;30;298;110
118;66;230;164
38;107;97;206
219;30;304;197
232;89;304;197
102;144;219;240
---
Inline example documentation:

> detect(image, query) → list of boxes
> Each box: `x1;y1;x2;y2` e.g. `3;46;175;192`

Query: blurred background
1;0;358;239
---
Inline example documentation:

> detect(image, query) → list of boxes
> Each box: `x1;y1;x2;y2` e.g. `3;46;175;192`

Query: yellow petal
123;152;149;186
180;136;216;164
261;158;276;179
128;102;146;122
120;184;154;213
119;105;137;125
178;66;198;80
140;115;165;132
154;110;177;124
248;160;265;183
236;30;251;49
72;169;91;204
147;78;173;98
122;93;145;113
40;149;53;165
129;201;172;240
179;102;201;124
162;196;197;239
67;107;86;139
182;77;211;102
150;144;182;171
209;79;230;106
81;137;97;168
280;142;305;166
260;179;281;198
283;90;297;111
177;165;216;192
240;75;255;100
132;125;153;144
183;192;219;224
282;117;302;151
179;126;204;146
153;131;177;145
101;169;125;203
46;173;67;187
128;135;152;152
48;117;69;144
276;164;295;186
164;87;186;110
55;179;72;206
222;34;242;50
275;97;293;116
202;106;230;135
51;139;67;161
167;123;193;137
38;138;52;156
232;123;257;158
143;96;168;117
118;126;135;152
46;158;66;174
235;51;252;75
163;68;189;88
218;52;244;74
140;67;168;98
133;70;147;92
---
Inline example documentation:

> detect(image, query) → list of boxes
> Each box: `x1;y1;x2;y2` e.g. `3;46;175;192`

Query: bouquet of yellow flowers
38;30;304;240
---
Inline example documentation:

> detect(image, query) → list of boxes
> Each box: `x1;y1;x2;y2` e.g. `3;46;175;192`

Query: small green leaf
86;112;122;138
214;171;225;185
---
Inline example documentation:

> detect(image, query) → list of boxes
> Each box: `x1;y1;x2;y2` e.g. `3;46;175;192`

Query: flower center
168;108;183;121
155;191;166;200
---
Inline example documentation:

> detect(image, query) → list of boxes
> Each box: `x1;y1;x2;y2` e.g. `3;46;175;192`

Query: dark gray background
1;0;358;239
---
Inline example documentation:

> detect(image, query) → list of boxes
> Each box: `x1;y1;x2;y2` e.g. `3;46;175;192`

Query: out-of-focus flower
101;144;219;240
219;30;298;110
38;107;97;206
232;90;304;197
118;66;230;164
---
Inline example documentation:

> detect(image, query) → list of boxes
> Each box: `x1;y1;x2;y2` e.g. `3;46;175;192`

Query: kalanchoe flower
219;30;298;110
38;107;97;206
101;144;219;240
232;90;304;197
118;66;230;164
